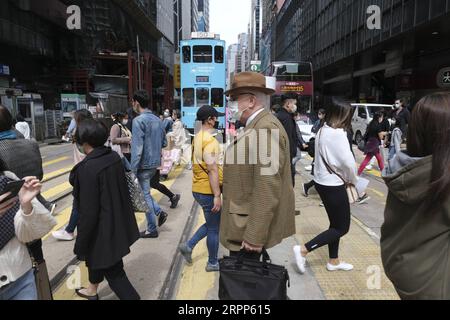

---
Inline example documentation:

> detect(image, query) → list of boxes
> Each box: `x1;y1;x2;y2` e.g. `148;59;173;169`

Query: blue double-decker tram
180;33;226;132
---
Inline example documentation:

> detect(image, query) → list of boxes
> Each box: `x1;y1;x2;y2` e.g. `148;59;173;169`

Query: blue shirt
131;110;167;172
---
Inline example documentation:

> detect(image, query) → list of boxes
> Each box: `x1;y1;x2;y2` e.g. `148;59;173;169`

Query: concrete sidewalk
173;159;399;300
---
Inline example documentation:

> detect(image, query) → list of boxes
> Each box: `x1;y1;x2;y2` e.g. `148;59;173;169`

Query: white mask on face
228;101;249;124
291;104;298;114
122;119;129;126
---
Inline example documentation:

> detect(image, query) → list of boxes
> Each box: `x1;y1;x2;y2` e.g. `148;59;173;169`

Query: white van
351;103;394;144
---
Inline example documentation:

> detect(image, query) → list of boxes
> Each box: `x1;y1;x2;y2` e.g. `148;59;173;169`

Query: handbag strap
236;248;271;266
317;128;348;186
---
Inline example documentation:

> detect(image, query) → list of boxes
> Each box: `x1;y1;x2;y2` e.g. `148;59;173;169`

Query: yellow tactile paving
294;207;399;300
176;210;217;300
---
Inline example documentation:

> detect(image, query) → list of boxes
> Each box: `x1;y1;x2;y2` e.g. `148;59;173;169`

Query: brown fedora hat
225;72;275;96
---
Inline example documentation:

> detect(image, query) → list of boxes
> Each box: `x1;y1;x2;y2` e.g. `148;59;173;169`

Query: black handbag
218;249;290;300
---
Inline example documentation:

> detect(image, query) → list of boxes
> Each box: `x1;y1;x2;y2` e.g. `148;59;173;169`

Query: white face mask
122;119;128;126
394;103;401;109
228;101;245;123
291;104;298;114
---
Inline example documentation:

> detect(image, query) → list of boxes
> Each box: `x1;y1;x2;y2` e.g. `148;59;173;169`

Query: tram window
183;88;195;107
211;88;224;107
193;46;212;63
196;88;210;106
214;46;224;63
182;46;191;63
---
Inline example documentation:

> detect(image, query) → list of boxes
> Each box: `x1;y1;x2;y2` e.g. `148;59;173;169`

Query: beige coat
220;110;296;252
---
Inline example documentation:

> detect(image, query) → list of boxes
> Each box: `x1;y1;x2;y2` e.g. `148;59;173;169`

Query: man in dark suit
276;95;301;186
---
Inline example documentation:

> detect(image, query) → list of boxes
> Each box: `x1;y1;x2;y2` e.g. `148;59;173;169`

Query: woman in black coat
70;119;140;300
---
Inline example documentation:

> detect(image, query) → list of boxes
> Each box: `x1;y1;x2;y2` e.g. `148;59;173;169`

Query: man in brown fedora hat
220;72;296;259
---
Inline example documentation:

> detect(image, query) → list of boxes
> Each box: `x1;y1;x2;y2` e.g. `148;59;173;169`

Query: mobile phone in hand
0;180;25;204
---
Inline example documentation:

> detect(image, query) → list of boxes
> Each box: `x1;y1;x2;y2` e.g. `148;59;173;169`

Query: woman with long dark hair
110;112;132;162
294;99;357;274
382;92;450;300
357;112;386;176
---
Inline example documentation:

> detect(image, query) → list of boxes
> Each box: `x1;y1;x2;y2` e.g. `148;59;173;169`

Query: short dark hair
75;119;109;148
0;105;13;133
16;114;25;122
133;90;150;109
281;94;297;105
318;109;326;115
74;109;93;125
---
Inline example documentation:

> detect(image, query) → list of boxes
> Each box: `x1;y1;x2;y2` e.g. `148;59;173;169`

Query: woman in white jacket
294;100;358;274
0;171;56;300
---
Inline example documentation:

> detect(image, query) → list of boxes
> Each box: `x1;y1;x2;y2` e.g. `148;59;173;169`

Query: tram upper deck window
193;46;212;63
182;46;191;63
214;46;224;63
183;88;195;107
196;88;210;106
211;88;224;107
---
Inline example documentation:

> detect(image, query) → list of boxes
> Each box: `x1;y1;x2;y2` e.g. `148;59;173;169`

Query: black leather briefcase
218;249;290;300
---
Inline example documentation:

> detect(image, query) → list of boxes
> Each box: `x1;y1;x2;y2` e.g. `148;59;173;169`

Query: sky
210;0;251;48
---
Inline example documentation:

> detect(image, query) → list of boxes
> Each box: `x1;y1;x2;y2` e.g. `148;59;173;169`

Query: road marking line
367;187;385;198
351;216;381;241
41;182;72;200
43;207;73;241
52;166;184;300
42;167;73;182
42;156;70;168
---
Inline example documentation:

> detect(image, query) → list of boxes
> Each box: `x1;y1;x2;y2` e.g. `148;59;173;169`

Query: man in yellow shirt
179;106;224;272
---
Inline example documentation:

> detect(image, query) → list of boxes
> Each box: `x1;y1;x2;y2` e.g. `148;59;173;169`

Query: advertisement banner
276;81;313;95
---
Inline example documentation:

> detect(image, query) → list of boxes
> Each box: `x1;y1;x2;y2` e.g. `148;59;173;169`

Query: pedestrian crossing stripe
51;166;185;300
42;156;70;168
41;181;72;200
42;167;73;182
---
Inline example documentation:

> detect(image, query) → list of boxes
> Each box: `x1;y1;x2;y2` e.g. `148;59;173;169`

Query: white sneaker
365;165;373;170
293;245;306;274
52;230;75;241
305;165;313;171
326;262;354;272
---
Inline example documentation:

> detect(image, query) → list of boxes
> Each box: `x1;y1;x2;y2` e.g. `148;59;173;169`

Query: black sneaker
302;184;309;198
158;211;168;227
170;194;181;209
356;194;371;205
140;231;159;239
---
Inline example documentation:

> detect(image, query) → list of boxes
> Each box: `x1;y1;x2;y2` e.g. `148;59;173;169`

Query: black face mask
214;121;220;130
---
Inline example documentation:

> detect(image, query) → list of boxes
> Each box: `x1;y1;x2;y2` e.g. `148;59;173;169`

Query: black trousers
88;260;140;300
305;183;351;259
150;170;174;200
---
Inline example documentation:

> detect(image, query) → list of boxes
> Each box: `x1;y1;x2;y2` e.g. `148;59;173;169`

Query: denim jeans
65;199;78;234
0;269;37;300
388;145;396;161
137;169;162;234
187;193;221;265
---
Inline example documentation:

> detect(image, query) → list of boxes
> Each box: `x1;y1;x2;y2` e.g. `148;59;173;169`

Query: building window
211;88;224;107
196;88;210;106
193;46;213;63
183;88;195;107
182;46;191;63
215;46;224;63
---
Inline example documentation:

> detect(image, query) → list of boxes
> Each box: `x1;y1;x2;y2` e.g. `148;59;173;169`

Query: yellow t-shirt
192;130;223;195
